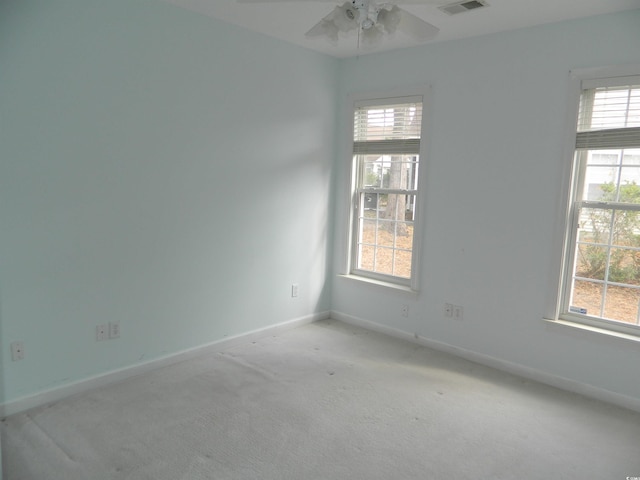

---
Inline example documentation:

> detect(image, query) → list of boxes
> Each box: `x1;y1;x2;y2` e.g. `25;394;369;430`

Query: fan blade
376;6;402;34
392;6;439;40
237;0;442;3
306;19;340;42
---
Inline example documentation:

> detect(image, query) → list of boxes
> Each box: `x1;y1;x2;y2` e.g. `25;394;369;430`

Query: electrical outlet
96;324;108;341
291;283;299;298
11;341;25;361
401;305;409;317
109;322;120;339
454;305;464;321
444;303;453;317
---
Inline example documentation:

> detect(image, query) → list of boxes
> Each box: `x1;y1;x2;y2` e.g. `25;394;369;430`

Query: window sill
543;317;640;344
338;274;419;295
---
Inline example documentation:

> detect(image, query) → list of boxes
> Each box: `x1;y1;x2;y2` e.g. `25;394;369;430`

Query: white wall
332;11;640;404
0;0;337;405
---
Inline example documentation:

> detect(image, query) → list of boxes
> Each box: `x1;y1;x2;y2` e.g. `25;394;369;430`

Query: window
348;95;425;288
560;73;640;333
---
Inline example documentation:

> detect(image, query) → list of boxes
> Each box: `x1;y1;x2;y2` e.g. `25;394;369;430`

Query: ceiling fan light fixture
333;3;359;32
360;25;384;46
361;18;374;30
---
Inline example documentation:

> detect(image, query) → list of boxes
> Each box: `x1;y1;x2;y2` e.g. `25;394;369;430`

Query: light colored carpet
3;319;640;479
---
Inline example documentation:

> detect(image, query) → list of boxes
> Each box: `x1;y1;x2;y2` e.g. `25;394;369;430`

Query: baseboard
331;310;640;413
0;311;330;418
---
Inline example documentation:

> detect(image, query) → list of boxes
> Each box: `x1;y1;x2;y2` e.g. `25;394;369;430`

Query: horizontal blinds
354;101;422;143
576;82;640;150
576;126;640;150
353;139;421;155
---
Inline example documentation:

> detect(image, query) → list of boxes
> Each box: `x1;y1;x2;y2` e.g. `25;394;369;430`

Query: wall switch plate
11;341;25;361
401;305;409;317
444;303;454;317
109;322;120;339
454;305;464;321
291;283;299;298
96;324;108;341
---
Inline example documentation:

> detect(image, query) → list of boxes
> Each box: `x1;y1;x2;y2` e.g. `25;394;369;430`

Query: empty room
2;0;640;478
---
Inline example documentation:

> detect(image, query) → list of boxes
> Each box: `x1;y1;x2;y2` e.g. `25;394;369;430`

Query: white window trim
339;86;431;292
546;64;640;339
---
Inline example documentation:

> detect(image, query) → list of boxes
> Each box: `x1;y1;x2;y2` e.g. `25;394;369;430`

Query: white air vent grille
439;0;489;15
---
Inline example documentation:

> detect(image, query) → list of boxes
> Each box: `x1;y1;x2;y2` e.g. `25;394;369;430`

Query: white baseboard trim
331;310;640;413
1;311;330;418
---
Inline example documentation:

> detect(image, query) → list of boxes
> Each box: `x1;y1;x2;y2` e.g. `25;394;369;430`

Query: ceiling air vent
438;0;489;15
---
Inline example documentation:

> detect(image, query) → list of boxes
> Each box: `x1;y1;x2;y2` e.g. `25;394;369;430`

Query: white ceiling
163;0;640;58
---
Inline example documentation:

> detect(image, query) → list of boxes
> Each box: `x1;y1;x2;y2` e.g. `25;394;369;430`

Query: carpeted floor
3;319;640;479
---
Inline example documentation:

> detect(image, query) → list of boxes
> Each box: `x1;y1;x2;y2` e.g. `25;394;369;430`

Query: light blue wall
2;0;640;411
0;0;337;403
333;11;640;401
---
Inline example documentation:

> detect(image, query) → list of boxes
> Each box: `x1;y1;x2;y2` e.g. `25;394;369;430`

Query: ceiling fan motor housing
348;0;376;30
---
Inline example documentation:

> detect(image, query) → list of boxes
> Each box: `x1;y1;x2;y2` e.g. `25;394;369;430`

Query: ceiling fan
237;0;441;48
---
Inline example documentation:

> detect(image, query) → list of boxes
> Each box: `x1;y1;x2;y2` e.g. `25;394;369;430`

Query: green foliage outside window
579;182;640;285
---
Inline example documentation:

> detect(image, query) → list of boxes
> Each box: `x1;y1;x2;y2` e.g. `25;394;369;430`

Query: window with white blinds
576;80;640;150
349;97;424;287
560;75;640;333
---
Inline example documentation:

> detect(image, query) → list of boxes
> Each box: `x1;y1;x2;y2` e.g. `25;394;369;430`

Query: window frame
342;88;430;291
553;66;640;337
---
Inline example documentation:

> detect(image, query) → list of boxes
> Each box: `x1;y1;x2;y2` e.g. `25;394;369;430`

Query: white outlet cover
11;341;25;361
109;322;120;339
96;324;108;341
